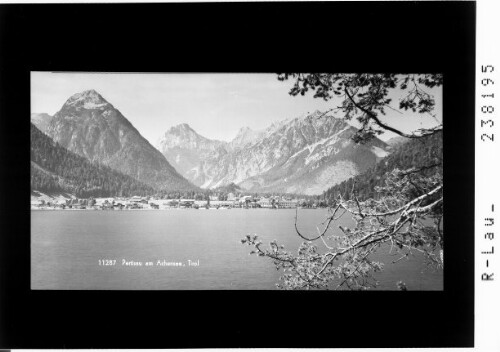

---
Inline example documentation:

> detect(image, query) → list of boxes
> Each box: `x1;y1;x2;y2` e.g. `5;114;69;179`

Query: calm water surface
31;209;443;290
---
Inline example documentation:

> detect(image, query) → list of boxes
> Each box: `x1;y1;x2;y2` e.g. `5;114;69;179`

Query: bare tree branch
344;88;442;139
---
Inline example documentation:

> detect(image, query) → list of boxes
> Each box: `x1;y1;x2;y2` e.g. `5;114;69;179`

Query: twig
294;204;340;241
335;244;378;290
344;88;442;139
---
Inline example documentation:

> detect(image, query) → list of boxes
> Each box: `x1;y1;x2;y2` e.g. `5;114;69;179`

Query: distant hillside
31;113;53;133
212;182;242;194
385;135;410;149
323;131;442;201
31;123;155;198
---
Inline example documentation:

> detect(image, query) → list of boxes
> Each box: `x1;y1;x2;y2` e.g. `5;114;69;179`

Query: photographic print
31;72;443;290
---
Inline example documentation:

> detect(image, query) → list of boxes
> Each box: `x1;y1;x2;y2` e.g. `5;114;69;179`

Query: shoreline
30;206;322;211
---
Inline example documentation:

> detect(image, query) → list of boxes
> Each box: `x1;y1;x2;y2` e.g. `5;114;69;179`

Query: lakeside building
239;195;254;205
277;199;298;208
31;193;308;210
164;200;179;207
31;200;43;208
179;200;195;208
258;197;274;208
130;196;148;204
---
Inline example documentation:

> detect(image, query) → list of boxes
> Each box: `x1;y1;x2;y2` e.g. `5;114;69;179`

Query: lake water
31;209;443;290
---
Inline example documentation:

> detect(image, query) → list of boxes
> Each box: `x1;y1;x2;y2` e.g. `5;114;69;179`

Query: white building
239;195;253;203
278;200;298;208
258;197;273;208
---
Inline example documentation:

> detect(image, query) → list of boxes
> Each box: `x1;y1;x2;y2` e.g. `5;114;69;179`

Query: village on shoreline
31;192;329;211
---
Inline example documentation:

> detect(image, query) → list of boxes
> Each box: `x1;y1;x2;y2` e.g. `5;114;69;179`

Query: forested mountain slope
31;123;155;198
323;131;443;201
159;111;390;195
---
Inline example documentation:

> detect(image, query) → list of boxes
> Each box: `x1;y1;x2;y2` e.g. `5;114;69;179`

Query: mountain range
33;89;196;192
32;89;392;197
157;111;390;195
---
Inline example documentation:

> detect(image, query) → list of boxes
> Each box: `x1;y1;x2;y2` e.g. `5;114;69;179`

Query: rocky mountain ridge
33;90;391;196
158;110;390;195
39;89;197;192
228;126;265;150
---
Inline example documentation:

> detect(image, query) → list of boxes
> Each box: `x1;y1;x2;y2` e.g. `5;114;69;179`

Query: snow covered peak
64;89;110;110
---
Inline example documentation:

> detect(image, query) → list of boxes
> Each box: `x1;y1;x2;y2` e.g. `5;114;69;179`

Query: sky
31;72;442;145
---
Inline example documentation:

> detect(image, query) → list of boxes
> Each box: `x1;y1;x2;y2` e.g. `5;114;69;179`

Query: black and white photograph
31;72;444;291
1;1;478;349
